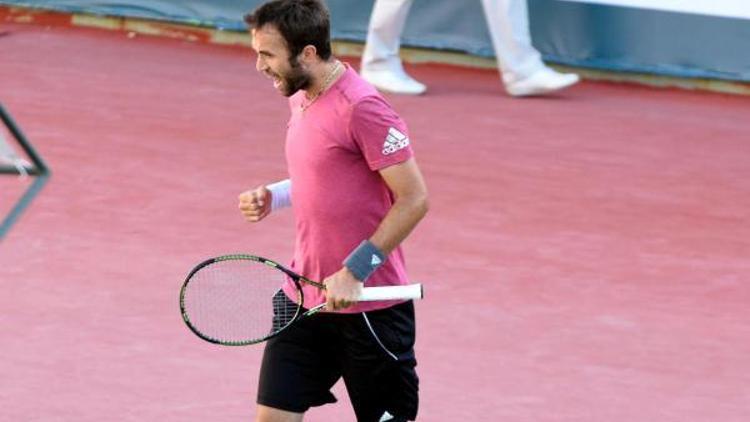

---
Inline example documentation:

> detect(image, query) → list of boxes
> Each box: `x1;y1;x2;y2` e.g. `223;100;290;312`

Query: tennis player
238;1;429;421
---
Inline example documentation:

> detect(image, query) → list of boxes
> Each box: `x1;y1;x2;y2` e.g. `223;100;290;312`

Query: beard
277;55;311;97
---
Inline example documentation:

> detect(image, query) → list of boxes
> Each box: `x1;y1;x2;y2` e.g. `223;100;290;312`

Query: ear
299;45;318;64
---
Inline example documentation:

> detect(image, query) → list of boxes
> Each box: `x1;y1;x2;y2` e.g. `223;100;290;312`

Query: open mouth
264;71;282;90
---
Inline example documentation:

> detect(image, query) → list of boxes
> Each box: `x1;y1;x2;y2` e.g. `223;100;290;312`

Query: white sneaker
361;66;427;95
505;67;580;97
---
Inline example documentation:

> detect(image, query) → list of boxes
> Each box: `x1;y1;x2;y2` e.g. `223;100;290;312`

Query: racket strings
182;259;301;344
271;289;301;332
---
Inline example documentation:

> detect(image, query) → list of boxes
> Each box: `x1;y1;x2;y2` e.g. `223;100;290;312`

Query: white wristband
266;179;292;211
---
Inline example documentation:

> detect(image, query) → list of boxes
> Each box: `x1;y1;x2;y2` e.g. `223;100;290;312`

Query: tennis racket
179;254;423;346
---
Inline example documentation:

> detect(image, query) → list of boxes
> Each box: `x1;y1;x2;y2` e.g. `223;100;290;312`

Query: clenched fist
238;186;272;223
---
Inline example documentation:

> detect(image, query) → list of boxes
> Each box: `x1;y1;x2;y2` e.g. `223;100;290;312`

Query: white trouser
362;0;414;72
361;0;546;84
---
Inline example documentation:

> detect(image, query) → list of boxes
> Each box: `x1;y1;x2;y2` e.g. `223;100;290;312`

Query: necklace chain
301;60;342;111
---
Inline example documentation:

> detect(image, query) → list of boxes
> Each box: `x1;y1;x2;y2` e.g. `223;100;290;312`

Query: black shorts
257;292;419;422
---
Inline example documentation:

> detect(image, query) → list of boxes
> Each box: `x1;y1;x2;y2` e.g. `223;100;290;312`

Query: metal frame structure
0;103;51;240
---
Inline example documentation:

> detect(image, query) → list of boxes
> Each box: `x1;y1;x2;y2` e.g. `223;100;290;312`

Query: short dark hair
245;0;332;60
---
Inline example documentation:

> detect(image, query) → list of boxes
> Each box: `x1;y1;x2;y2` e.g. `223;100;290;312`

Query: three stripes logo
382;127;410;156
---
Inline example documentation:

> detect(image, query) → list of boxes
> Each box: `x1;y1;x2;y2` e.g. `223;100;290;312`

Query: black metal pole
0;103;51;240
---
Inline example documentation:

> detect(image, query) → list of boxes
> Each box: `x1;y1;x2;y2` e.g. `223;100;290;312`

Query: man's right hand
238;186;272;223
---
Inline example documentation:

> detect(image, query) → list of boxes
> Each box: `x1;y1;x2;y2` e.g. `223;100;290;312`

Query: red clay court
1;22;749;421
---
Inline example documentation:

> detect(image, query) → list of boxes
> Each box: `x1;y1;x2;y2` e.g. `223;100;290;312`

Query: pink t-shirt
280;64;414;313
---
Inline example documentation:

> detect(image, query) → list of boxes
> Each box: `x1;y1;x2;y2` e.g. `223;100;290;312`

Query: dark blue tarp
1;0;748;82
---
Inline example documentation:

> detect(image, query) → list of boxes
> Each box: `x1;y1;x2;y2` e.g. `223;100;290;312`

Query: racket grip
359;283;423;301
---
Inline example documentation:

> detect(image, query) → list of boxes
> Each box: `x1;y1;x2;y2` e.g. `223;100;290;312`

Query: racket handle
359;283;423;301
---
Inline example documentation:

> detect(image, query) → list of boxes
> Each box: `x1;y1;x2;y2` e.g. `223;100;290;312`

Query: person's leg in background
480;0;579;96
361;0;579;97
360;0;427;95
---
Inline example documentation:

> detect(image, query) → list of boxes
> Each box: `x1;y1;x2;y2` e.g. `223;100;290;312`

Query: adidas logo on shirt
382;127;410;155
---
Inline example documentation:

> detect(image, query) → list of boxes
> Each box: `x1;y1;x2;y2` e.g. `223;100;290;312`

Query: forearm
341;158;428;283
340;191;427;284
369;191;428;255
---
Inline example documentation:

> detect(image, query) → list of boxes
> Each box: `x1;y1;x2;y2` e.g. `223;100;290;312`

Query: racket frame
180;254;313;346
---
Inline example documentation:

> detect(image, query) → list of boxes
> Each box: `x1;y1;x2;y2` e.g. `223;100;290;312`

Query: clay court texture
1;17;749;422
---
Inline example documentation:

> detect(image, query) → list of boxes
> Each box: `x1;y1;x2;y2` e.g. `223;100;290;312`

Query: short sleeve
349;96;413;171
